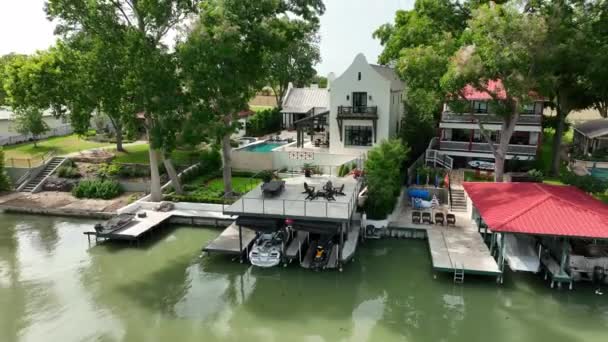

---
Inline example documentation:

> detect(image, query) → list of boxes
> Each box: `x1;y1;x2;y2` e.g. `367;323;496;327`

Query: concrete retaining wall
0;205;113;220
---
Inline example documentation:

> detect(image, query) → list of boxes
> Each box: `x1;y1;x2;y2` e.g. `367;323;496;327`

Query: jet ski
311;239;334;270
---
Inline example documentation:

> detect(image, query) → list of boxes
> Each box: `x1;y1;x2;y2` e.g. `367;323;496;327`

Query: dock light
285;219;294;225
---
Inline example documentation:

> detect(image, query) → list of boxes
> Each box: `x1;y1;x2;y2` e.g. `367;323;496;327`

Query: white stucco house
232;54;406;173
0;107;72;145
328;53;405;155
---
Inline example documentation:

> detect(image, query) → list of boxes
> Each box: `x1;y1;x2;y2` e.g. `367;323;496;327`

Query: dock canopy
463;182;608;239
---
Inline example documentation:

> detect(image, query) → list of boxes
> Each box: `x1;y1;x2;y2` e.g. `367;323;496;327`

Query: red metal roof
462;80;507;100
463;182;608;239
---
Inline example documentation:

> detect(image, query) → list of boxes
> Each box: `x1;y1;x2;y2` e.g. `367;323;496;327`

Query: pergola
293;109;330;148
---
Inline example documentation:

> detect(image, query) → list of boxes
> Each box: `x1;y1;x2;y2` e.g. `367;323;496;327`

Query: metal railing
337;106;378;118
441;112;542;125
5;150;57;169
425;149;454;169
439;140;538;155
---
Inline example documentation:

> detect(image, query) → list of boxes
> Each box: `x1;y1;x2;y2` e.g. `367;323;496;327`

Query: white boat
249;232;284;268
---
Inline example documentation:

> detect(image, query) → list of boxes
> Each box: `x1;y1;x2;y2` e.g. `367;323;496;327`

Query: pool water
590;168;608;180
244;142;284;152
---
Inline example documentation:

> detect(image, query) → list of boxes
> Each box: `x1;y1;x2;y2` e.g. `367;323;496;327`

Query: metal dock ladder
453;265;465;284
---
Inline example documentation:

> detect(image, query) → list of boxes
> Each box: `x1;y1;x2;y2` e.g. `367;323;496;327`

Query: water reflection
1;215;608;342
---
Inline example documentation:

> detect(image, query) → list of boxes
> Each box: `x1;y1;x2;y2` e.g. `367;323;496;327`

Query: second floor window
473;101;488;113
523;103;535;114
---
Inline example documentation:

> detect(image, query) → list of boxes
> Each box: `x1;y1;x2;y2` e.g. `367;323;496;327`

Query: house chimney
327;72;336;89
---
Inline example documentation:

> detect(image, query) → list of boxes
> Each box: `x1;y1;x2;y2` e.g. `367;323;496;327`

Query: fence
0;125;73;146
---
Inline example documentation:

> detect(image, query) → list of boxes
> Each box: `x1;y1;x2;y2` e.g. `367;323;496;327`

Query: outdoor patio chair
434;212;445;226
304;187;316;200
422;212;432;224
335;184;345;196
323;181;333;191
412;211;421;224
302;182;315;194
446;213;456;227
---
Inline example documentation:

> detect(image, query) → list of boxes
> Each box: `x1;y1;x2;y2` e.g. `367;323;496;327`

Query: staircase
450;188;467;212
20;157;66;193
453;265;465;284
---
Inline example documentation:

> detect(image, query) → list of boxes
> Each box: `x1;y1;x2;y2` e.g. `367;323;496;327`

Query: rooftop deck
224;176;361;222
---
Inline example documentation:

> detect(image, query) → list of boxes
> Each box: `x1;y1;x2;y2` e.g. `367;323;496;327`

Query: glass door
352;92;367;113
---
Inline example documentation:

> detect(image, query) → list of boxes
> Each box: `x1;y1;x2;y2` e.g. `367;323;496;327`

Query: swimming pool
590;168;608;180
243;141;285;152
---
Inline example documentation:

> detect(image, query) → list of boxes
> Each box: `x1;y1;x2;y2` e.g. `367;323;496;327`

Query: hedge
72;179;123;199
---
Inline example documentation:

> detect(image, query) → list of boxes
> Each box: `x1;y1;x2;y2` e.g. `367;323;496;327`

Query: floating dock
427;228;501;277
202;222;257;257
341;225;360;262
85;211;173;242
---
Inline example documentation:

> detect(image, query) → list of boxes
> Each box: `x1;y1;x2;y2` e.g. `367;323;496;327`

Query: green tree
440;3;547;181
584;0;608;119
312;75;328;88
12;108;50;147
0;149;12;191
265;23;321;107
46;0;199;200
179;0;324;196
0;54;26;107
364;139;408;219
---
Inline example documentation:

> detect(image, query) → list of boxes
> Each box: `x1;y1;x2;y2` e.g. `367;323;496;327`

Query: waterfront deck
389;204;501;277
223;176;360;222
203;222;257;256
89;210;173;241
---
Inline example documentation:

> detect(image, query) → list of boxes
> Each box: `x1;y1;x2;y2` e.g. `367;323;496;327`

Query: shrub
0;149;11;191
560;171;608;194
527;169;544;182
245;108;281;137
72;179;123;199
56;166;81;179
364;139;409;219
259;170;274;183
338;164;351;177
97;163;122;179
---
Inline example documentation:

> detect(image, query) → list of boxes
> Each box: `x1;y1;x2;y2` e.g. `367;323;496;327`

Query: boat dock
427;228;501;277
285;230;309;264
202;222;257;258
341;224;360;262
301;243;340;270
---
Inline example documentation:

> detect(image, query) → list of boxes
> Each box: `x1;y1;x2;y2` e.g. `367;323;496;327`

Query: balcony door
352;92;367;113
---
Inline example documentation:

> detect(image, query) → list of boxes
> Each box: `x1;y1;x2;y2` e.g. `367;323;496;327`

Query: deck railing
439;140;537;156
441;112;542;125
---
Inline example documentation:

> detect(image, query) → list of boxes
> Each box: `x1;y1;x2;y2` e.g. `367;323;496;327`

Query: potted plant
303;163;315;178
260;170;274;183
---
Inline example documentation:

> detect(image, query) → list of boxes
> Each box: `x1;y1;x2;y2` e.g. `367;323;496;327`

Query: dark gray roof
281;87;329;114
574;119;608;139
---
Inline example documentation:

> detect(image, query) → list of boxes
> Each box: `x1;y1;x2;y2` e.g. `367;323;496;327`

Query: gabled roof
574;119;608;139
463;182;608;239
281;87;329;114
370;64;404;91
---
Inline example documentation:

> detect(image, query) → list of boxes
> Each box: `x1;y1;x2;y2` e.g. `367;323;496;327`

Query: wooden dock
341;225;360;262
202;222;257;256
88;211;173;242
427;228;501;276
285;231;309;263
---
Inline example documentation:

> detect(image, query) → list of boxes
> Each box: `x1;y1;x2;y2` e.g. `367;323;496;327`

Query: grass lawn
189;176;260;194
3;134;109;160
250;105;274;112
112;143;203;165
464;170;494;182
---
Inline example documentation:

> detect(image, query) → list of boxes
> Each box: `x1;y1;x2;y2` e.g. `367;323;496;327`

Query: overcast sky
0;0;414;75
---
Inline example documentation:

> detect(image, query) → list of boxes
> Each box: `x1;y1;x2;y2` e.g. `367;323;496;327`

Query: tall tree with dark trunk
179;0;324;197
441;3;547;181
46;0;198;201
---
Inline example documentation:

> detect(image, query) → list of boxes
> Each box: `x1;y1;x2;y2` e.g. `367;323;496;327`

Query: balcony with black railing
337;106;378;120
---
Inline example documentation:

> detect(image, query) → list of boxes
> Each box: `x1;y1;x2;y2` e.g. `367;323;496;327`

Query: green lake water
1;213;607;342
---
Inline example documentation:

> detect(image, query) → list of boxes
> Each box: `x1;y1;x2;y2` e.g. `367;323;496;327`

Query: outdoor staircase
453;265;465;284
20;157;66;193
450;188;467;212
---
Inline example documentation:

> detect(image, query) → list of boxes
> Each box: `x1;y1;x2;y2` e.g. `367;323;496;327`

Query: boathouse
463;182;608;289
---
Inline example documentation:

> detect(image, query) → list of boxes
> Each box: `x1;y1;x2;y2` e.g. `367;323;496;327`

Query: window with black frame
345;125;373;146
352;92;367;113
472;101;488;113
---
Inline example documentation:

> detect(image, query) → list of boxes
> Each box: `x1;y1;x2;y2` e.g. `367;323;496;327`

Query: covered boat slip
284;230;310;263
223;176;361;222
502;234;541;273
202;222;257;256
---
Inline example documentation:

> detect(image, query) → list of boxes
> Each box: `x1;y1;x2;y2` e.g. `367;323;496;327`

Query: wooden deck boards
203;223;257;255
285;231;308;259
